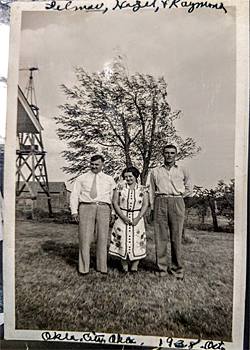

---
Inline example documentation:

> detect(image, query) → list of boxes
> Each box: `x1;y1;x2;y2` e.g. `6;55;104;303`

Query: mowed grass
15;220;233;341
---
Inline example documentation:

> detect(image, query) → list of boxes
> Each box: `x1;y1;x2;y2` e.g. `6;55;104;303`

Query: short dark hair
163;144;177;153
90;154;105;162
121;166;140;180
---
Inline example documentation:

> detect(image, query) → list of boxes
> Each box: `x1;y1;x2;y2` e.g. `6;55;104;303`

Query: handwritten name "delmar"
169;0;227;13
45;0;108;14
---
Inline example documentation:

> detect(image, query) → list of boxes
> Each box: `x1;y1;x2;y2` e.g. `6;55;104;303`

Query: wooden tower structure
16;68;53;216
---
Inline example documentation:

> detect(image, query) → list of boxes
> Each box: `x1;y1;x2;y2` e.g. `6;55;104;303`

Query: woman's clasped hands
122;215;141;226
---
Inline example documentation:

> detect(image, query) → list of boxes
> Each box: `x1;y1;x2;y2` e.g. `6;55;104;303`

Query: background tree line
185;179;234;232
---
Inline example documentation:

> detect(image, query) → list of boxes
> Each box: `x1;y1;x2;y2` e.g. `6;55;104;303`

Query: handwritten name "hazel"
112;0;159;12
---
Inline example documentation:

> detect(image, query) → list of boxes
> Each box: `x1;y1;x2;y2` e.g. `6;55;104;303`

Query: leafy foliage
186;180;234;231
55;57;201;183
214;179;234;226
186;186;209;224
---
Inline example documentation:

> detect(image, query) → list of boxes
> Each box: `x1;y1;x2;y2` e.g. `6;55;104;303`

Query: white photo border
3;0;249;349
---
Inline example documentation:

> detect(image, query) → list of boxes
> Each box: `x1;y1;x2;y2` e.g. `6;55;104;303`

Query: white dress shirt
70;171;116;214
149;163;193;209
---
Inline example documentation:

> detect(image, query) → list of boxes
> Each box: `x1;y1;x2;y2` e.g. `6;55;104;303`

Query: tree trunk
140;162;149;185
124;144;133;167
208;196;219;232
140;172;147;185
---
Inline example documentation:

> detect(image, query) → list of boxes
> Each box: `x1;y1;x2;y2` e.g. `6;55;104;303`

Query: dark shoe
170;268;184;280
175;271;184;280
78;272;89;276
155;270;168;277
177;276;184;281
97;270;108;275
131;270;138;274
176;275;184;280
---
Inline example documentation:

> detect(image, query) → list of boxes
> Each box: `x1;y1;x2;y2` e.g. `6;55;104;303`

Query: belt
79;202;109;206
156;194;182;198
121;208;140;212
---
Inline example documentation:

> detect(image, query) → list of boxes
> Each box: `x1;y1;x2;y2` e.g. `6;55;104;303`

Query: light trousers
78;203;110;273
154;196;185;272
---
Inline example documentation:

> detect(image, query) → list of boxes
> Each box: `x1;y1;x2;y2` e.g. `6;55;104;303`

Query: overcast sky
15;5;236;190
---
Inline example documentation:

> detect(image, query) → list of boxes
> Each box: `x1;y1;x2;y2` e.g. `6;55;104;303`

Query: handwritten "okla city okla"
45;0;228;14
41;331;227;350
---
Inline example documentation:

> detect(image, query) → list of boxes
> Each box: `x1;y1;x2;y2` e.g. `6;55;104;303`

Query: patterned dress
109;183;148;261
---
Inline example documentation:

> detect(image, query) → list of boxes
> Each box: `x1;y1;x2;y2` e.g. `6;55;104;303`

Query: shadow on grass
41;240;157;273
41;240;79;270
138;257;156;272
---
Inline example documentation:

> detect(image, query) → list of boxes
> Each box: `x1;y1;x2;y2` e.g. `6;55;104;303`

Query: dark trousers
154;196;185;272
78;204;110;273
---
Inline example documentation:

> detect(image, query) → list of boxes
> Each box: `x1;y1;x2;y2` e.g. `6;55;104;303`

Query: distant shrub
33;208;49;220
50;210;73;224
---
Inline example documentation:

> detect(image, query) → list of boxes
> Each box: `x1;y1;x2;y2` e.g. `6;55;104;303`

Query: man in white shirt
149;145;192;280
70;155;116;275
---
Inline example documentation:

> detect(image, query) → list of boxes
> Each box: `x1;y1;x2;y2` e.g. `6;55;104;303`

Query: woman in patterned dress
109;166;149;273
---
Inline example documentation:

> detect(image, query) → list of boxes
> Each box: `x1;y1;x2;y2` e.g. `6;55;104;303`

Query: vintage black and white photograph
3;0;248;348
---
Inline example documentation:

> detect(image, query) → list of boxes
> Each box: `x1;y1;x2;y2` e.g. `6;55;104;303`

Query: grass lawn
15;220;233;341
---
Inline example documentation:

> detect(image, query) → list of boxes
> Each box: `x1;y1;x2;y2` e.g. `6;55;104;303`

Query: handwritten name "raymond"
168;0;227;13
